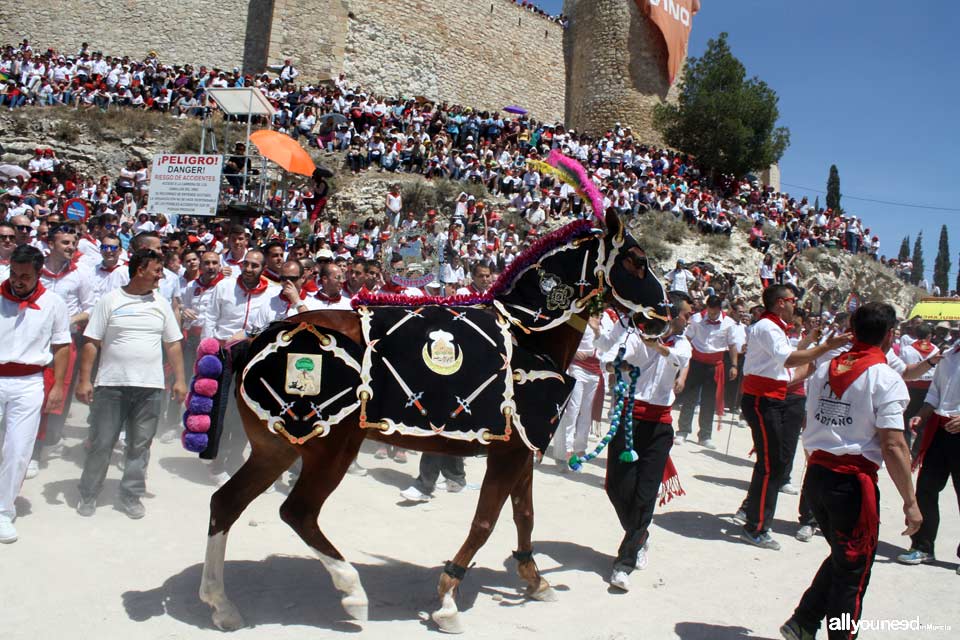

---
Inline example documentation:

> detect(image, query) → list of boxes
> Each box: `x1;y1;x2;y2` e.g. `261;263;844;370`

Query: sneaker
445;481;465;493
393;450;407;464
795;525;816;542
780;483;799;495
210;471;231;487
699;438;717;450
76;497;97;517
609;568;631;591
742;529;781;551
435;477;447;490
24;459;39;479
896;549;935;565
732;509;747;525
159;430;178;444
673;435;685;446
635;541;649;570
399;486;432;502
119;497;146;520
780;618;816;640
374;447;389;459
0;516;17;543
347;460;368;476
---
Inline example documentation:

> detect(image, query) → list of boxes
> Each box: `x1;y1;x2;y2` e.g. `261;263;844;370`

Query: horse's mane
352;219;597;308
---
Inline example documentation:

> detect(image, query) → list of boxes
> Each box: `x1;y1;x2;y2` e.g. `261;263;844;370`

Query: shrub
53;120;81;144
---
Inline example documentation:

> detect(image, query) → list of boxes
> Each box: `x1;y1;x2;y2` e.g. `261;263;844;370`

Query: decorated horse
187;152;670;633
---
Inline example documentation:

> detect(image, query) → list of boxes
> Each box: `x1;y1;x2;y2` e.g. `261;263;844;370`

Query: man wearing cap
0;245;70;543
896;333;960;570
675;295;741;449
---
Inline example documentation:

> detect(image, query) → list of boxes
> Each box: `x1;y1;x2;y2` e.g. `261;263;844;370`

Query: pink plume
547;149;605;222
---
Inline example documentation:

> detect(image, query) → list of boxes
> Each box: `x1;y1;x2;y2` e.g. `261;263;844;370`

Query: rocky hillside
0;108;922;315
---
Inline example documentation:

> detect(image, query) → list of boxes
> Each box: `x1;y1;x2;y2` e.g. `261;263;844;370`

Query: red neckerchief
379;282;404;294
829;341;887;398
1;280;45;311
81;233;98;246
702;310;724;326
910;339;935;358
761;311;790;333
193;273;225;295
41;257;78;279
224;253;244;266
263;268;280;283
303;279;319;294
98;262;123;273
342;283;360;298
315;290;342;303
182;272;198;284
281;287;310;307
465;284;480;295
661;334;679;347
237;276;270;296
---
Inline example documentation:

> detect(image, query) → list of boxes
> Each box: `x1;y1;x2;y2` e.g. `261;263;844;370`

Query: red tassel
658;455;685;506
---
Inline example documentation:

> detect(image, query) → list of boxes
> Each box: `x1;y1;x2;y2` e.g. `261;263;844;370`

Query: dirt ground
4;405;957;640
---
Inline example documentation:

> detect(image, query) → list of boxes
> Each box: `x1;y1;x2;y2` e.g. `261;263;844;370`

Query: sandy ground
3;402;957;640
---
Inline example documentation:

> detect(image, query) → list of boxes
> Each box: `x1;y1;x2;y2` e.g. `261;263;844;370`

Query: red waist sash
692;347;726;417
913;413;951;472
632;401;673;425
809;450;879;561
571;355;602;376
0;363;44;377
742;374;787;400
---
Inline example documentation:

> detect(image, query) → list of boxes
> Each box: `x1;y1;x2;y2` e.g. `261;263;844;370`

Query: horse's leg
510;454;558;602
199;403;298;631
279;425;369;622
432;445;530;634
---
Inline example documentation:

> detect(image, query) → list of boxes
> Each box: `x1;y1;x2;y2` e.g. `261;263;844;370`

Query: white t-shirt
743;317;793;382
803;360;909;466
924;346;960;417
685;312;738;354
84;288;181;388
0;288;70;366
623;334;692;407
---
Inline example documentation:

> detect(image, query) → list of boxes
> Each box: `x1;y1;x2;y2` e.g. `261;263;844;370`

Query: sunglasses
104;223;119;230
781;297;797;304
0;234;15;241
15;225;32;232
101;245;121;253
279;275;301;283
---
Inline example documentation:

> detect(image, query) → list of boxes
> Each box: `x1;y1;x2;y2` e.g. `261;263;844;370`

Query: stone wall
269;0;567;121
0;1;251;71
564;0;680;142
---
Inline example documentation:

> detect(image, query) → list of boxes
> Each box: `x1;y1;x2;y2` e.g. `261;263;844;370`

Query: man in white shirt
90;234;126;298
898;323;939;450
219;224;249;277
675;295;740;448
250;260;321;330
202;249;275;484
780;302;919;640
75;249;186;519
0;222;15;282
0;246;71;543
606;293;692;591
664;260;695;294
738;285;850;550
312;262;353;310
896;338;960;568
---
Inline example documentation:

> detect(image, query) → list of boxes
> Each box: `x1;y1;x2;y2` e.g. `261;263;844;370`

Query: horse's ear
604;207;621;237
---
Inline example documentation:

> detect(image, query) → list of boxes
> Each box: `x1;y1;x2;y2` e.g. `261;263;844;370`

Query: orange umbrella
248;130;316;176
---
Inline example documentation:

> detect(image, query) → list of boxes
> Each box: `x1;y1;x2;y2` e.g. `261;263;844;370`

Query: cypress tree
826;165;841;212
933;225;950;295
898;236;910;262
910;232;924;286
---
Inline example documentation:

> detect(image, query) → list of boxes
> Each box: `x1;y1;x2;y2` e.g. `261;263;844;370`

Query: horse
196;210;669;633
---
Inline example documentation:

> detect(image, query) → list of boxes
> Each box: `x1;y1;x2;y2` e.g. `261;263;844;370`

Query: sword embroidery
446;308;497;346
451;372;499;418
260;377;298;420
386;307;424;336
302;387;352;421
382;356;427;415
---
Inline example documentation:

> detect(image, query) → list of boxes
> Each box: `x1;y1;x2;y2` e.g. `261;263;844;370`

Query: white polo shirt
0;287;70;366
91;263;126;299
593;309;634;364
202;277;277;341
311;292;354;311
685;312;738;354
623;334;692;407
181;276;223;334
900;340;940;383
743;316;793;382
84;287;182;388
250;291;323;330
803;360;909;466
924;346;960;417
40;261;95;322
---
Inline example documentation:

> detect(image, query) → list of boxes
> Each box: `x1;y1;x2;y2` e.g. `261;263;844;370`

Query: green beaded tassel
568;350;638;471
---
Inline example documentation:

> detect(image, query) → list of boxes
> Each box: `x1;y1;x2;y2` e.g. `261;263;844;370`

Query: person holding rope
780;302;920;639
605;292;692;591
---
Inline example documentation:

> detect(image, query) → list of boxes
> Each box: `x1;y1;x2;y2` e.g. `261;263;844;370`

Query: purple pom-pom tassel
196;355;223;379
188;394;214;415
182;430;208;453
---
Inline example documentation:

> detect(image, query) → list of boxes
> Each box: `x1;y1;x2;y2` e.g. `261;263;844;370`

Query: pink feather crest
547;149;605;222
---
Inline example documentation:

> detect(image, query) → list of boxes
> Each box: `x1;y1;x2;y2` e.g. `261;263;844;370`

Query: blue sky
542;0;959;288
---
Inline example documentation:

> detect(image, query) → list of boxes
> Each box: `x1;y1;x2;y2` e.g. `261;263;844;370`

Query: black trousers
781;393;806;486
904;385;930;451
413;453;465;493
676;359;720;440
606;418;673;572
741;393;788;535
910;428;960;558
793;464;879;639
724;352;744;415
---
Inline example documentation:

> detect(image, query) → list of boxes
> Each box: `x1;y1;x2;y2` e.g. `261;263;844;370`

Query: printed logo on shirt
814;383;853;427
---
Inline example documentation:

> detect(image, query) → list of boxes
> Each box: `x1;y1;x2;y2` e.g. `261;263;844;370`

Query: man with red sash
896;338;959;569
0;246;71;543
898;323;939;450
606;293;692;592
675;294;739;449
739;285;849;550
33;224;94;476
780;302;920;640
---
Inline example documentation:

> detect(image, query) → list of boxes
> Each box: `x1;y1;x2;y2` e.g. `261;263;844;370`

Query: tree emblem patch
285;353;322;396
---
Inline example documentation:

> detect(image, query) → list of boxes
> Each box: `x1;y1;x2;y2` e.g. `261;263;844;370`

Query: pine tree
813;195;820;211
826;165;841;212
898;236;910;262
910;232;924;286
933;225;950;295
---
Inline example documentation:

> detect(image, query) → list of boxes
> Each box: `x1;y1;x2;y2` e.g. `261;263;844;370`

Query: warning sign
148;154;223;217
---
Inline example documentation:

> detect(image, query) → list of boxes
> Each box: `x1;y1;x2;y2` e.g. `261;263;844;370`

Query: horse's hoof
432;609;464;634
212;605;246;631
527;585;558;602
342;595;369;622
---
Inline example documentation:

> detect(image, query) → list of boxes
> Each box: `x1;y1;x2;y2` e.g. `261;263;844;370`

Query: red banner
638;0;700;85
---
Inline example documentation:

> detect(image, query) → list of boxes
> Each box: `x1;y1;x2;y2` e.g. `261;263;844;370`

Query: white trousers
553;366;600;461
0;374;44;520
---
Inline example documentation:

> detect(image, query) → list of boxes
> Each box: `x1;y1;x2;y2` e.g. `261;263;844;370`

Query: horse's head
601;209;670;338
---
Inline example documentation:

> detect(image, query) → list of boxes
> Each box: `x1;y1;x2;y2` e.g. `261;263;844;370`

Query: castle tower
563;0;682;143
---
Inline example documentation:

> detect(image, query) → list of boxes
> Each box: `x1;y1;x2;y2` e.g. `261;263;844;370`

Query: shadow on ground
675;621;777;639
